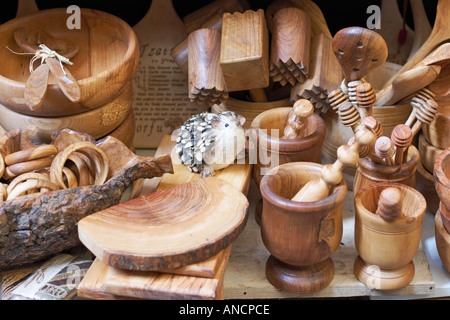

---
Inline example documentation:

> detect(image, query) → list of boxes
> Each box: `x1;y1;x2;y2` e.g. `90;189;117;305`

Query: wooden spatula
332;27;388;85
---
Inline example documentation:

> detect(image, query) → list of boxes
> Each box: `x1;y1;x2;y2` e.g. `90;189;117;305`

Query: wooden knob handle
376;187;403;222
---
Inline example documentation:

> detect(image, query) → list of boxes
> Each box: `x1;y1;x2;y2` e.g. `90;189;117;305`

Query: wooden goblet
250;107;326;224
260;162;346;293
354;182;427;290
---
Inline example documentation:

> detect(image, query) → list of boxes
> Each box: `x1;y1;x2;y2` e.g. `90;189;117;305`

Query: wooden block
219;9;269;92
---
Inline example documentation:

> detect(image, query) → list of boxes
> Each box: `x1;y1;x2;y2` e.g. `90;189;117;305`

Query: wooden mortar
353;145;420;195
259;162;346;293
354;182;427;290
251;107;326;224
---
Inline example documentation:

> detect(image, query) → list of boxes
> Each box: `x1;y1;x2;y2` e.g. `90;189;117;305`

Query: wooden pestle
220;10;269;102
391;124;413;165
188;28;228;106
269;7;311;87
375;187;403;222
282;99;314;139
291;124;377;202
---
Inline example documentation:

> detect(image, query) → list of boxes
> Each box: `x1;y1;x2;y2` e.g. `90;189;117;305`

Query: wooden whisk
291;124;377;202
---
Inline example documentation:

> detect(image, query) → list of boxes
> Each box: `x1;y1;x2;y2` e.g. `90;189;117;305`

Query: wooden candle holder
260;162;347;293
250;106;326;224
353;145;420;195
354;182;427;290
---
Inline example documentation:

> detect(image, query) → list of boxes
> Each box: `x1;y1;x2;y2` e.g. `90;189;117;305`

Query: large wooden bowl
0;8;139;117
0;127;173;271
0;83;133;144
422;107;450;150
434;147;450;212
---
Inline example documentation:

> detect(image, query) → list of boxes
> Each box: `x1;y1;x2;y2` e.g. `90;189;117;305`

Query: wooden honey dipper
391;124;413;165
405;87;439;137
374;136;395;165
292;124;377;202
356;82;376;118
375;187;403;222
337;101;361;132
360;116;384;163
328;88;350;112
282;99;314;139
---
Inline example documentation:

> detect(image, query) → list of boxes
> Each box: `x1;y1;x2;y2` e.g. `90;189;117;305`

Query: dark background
0;0;439;35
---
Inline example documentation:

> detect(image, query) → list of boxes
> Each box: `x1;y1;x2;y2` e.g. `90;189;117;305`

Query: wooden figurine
291;124;377;202
260;162;347;293
188;28;228;106
354;183;427;290
269;7;311;87
220;10;269;93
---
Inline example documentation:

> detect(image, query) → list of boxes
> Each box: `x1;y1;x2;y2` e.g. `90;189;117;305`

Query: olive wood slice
0;127;174;271
78;177;249;271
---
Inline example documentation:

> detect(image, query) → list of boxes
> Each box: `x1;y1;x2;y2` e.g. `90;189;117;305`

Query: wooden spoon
375;65;441;106
332;27;388;85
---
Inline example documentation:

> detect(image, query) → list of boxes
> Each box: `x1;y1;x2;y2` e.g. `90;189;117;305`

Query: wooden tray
77;135;253;299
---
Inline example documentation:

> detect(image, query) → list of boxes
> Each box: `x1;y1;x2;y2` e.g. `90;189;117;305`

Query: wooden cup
250;107;326;224
353;145;420;195
260;162;347;293
354;183;427;290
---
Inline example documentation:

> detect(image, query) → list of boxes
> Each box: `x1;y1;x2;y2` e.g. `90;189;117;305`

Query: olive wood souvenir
422;107;450;150
0;8;139;114
404;87;439;137
78;177;249;271
188;28;228;106
0;83;133;144
434;147;450;213
104;109;135;151
391;124;413;165
375;65;441;107
374;136;395;166
332;27;388;85
354;183;427;290
269;7;311;87
219;10;269;93
415;161;439;213
355;82;376;118
290;33;342;114
382;0;450;89
259;162;346;293
353;145;420;197
0;127;173;271
435;207;450;272
418;133;444;175
282;99;314;139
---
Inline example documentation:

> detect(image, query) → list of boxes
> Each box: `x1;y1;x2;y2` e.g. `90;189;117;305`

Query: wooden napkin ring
3;157;54;180
5;145;58;166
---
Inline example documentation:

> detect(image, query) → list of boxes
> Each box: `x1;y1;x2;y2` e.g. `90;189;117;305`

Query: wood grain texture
332;27;388;84
24;63;49;111
408;0;432;60
435;208;450;272
354;183;427;290
290;33;342;113
415;160;440;213
220;9;269;92
0;8;139;113
383;0;450;90
422;108;450;150
78;177;249;271
269;7;311;86
434;147;450;213
418;133;444;174
0;128;173;271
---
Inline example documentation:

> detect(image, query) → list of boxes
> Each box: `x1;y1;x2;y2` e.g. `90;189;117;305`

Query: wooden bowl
418;134;444;174
212;97;292;129
435;208;450;272
415;161;440;214
0;127;173;271
0;83;133;144
0;8;139;116
365;61;402;91
434;147;450;212
422;108;450;150
260;162;347;293
354;182;427;290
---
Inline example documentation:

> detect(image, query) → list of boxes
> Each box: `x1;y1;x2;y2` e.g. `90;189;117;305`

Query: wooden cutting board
78;177;249;271
132;0;207;148
77;135;252;299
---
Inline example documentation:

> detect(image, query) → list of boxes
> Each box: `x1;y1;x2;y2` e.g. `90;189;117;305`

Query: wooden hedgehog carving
174;111;246;178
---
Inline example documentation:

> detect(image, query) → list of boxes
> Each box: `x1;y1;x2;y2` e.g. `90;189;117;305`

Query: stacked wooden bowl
0;8;139;148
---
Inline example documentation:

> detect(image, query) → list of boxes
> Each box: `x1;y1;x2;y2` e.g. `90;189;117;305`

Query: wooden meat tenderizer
282;99;314;139
188;28;228;106
269;7;311;87
291;124;377;202
220;9;269;102
375;187;403;222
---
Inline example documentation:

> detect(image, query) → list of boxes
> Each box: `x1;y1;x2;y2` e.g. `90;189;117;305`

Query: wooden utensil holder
354;183;427;290
260;162;346;293
353;145;420;195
